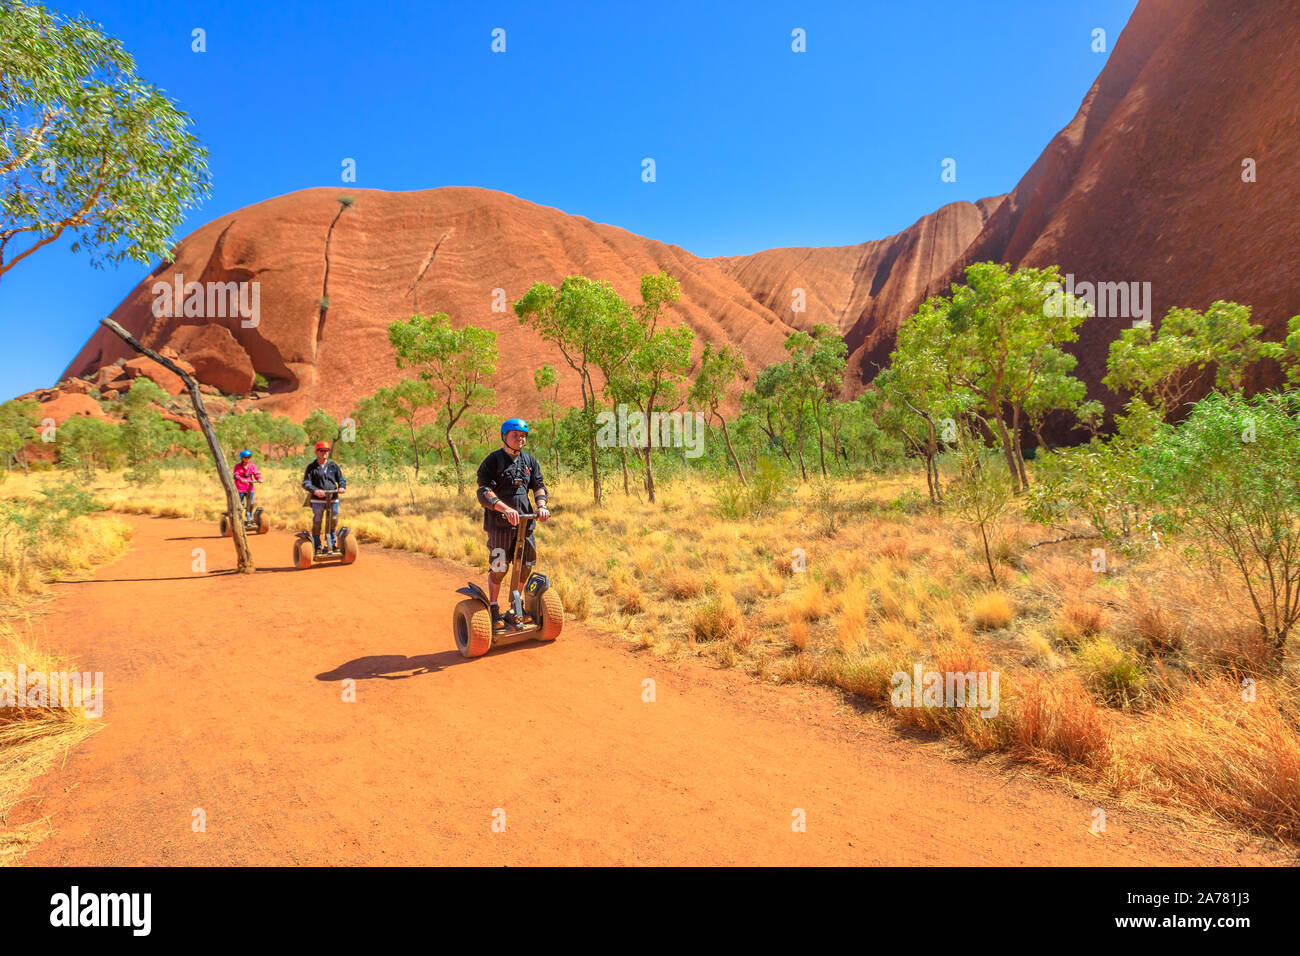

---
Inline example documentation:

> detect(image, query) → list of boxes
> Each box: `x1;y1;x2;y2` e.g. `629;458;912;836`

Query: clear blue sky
0;0;1139;399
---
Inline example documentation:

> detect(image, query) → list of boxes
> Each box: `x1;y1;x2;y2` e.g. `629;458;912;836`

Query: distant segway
453;513;563;658
220;494;269;537
292;491;357;569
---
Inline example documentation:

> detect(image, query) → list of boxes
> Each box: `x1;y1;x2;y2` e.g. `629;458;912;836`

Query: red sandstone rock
53;0;1298;425
847;0;1300;416
61;187;801;420
35;390;110;424
58;377;95;396
149;403;200;432
713;198;1004;394
167;324;255;395
123;356;185;395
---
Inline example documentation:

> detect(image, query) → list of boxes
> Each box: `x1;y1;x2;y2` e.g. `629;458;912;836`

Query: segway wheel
453;599;494;658
257;510;269;534
341;530;358;565
293;537;313;570
537;589;564;642
220;514;231;537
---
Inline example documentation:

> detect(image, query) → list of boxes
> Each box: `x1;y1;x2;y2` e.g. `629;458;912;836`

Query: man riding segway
302;440;346;556
476;418;550;629
450;417;562;657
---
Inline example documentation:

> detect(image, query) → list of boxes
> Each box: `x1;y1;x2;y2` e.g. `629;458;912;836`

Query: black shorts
487;522;536;571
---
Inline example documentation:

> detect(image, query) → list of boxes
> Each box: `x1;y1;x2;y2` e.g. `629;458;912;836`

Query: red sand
12;514;1286;865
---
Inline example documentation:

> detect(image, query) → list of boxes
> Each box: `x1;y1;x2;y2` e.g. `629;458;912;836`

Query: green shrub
1077;637;1145;706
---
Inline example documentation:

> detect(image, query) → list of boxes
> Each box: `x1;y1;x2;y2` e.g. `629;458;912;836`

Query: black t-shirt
476;449;545;532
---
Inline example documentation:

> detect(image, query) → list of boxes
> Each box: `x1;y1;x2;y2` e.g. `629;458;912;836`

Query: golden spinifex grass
0;622;103;865
0;482;129;861
40;462;1300;843
0;514;132;605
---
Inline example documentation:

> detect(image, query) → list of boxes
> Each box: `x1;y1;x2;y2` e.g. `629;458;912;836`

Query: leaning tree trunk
445;422;464;494
407;419;421;478
815;407;827;478
100;318;254;573
718;415;747;487
992;416;1024;495
1010;406;1029;491
642;444;656;503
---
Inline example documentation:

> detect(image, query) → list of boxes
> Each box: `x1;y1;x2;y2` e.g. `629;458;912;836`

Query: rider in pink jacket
233;451;262;515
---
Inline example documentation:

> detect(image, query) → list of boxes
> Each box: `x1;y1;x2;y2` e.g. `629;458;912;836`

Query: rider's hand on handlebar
314;489;326;498
537;506;550;522
500;505;519;526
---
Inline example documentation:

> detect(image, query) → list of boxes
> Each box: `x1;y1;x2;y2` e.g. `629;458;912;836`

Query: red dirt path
11;515;1287;866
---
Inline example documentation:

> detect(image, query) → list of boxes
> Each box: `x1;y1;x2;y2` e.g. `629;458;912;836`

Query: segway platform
221;505;269;536
452;514;563;658
293;491;356;569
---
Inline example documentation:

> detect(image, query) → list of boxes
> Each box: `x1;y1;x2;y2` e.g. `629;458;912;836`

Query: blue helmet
500;418;529;437
239;450;252;459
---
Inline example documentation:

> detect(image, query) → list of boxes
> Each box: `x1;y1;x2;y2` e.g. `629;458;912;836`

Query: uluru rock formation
712;197;1005;374
62;187;809;422
846;0;1300;415
53;0;1299;432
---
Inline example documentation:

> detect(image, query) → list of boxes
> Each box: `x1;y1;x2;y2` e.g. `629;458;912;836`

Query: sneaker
489;603;501;630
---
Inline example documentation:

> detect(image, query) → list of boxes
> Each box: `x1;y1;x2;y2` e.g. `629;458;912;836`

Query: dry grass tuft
690;591;753;649
1011;673;1111;768
0;622;102;862
970;591;1014;631
1117;677;1300;841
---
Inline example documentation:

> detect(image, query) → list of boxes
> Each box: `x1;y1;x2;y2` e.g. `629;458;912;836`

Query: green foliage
947;435;1016;584
1285;315;1300;385
744;325;847;482
713;455;787;519
0;399;40;469
0;1;211;278
373;379;436;475
1026;437;1148;548
690;342;748;482
0;481;100;556
120;411;177;481
888;487;928;516
1139;390;1300;652
935;263;1090;490
515;273;658;504
1077;638;1146;707
388;311;497;490
56;415;120;476
1104;301;1282;417
348;395;397;479
302;408;339;445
